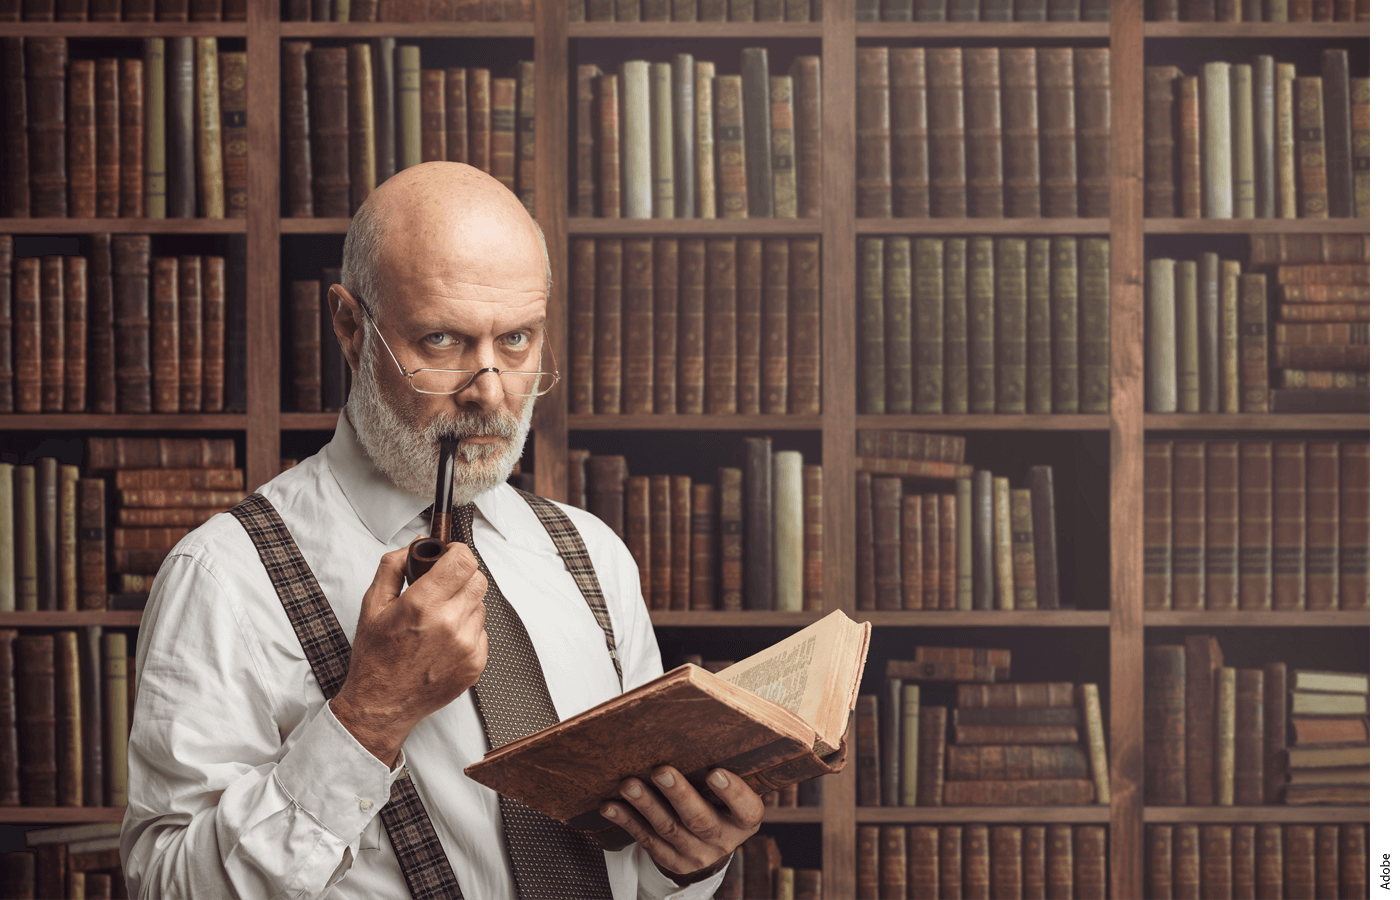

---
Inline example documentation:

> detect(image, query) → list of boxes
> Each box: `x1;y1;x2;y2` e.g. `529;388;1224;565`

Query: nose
453;366;507;409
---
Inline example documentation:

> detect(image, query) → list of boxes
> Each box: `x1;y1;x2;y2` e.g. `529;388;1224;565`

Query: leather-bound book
1235;667;1265;805
740;48;773;215
318;267;346;409
962;824;991;898
118;59;148;217
1229;826;1258;899
787;237;820;415
624;476;651;605
568;241;595;413
970;468;994;612
1237;441;1273;610
799;464;823;611
967;237;995;412
1237;273;1268;412
1000;47;1040;218
290;281;321;411
1144;66;1181;217
167;37;196;218
855;694;880;806
908;826;939;897
193;38;223;218
1173;73;1200;217
1174;259;1200;411
992;477;1014;610
102;631;126;805
309;47;350;217
944;777;1095;805
514;61;534;212
1283;826;1316;900
918;492;940;608
38;257;64;413
14;466;38;610
489;75;517;191
85;436;235;469
200;254;224;411
1338;442;1368;610
1145;644;1187;805
790;56;820;217
1214;666;1236;804
881;826;908;898
1021;466;1059;609
2;38;29;218
155;0;183;19
149;257;180;413
1199;826;1232;900
1271;442;1307;611
1073;827;1106;900
16;633;57;806
621;237;655;414
856;825;880;897
736;238;762;413
1252;55;1276;218
1076;238;1109;412
856;472;875;610
594;238;623;414
345;46;373;209
1033;47;1077;219
1315;825;1340;900
939;826;963;899
909;238;945;413
901;495;923;609
111;235;151;412
648;475;671;610
26;37;68;217
576;66;601;213
57;466;78;610
743;436;774;610
282;41;313;216
1340;825;1365;900
94;59;119;217
884;237;913;413
1073;48;1110;217
1305;442;1340;611
1230;65;1256;218
368;38;395;185
1025;237;1051;413
1174;825;1201;900
858;238;886;413
584;455;627;538
0;630;17;805
925;47;966;218
60;256;86;413
855;47;891;218
1351;76;1368;217
1184;634;1222;805
12;258;42;414
0;238;11;413
718;467;743;610
705;237;738;414
54;631;80;806
694;61;716;218
1204;442;1239;609
669;55;694;218
994;237;1028;413
714;74;750;219
946;744;1088;781
872;477;902;610
991;826;1022;900
677;238;706;413
1294;75;1327;217
889;47;929;218
1254;824;1284;899
1171;442;1206;611
760;238;789;413
1273;61;1296;217
1149;824;1173;900
743;836;780;900
941;238;968;412
394;48;423;170
443;66;465;163
963;48;1003;217
78;479;106;611
769;73;795;218
176;256;202;412
668;475;691;609
1320;50;1353;218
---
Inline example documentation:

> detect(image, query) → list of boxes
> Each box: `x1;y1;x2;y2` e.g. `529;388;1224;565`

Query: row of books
2;38;247;220
286;0;532;20
3;0;243;18
0;629;133;810
575;51;820;219
857;235;1110;415
857;465;1062;611
573;0;820;20
1149;0;1367;20
1144;50;1367;220
1144;636;1367;807
856;46;1110;219
0;240;236;416
857;824;1108;900
569;441;822;612
1143;440;1368;613
568;236;821;416
287;268;353;412
716;834;820;900
1;823;126;900
285;42;535;219
1148;823;1367;900
858;0;1109;20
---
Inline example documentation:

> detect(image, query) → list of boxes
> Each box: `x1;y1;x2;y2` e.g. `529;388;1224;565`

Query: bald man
120;163;762;900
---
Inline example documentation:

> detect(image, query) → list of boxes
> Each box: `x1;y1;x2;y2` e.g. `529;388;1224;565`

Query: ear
328;284;364;374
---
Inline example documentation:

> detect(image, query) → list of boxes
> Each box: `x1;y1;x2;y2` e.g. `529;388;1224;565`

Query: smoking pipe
406;435;459;584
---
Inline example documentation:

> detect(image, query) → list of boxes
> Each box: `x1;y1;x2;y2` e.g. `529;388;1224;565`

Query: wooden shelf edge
1144;218;1370;234
0;414;249;430
648;611;823;627
0;22;247;35
0;808;127;824
1145;610;1368;627
856;806;1111;823
0;611;143;627
856;218;1110;235
1144;22;1368;38
858;610;1109;627
568;414;822;431
858;414;1111;431
1144;413;1369;431
1143;806;1369;823
282;412;342;430
280;21;532;36
570;21;823;38
760;808;824;824
567;217;823;234
0;217;247;233
857;22;1110;38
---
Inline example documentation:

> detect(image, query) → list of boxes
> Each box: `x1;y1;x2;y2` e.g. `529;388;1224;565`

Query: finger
613;777;706;860
409;543;481;607
647;767;729;846
703;769;766;832
362;547;412;620
600;792;685;873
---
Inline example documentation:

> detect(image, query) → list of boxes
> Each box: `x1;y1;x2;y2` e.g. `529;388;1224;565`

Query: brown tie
455;503;615;900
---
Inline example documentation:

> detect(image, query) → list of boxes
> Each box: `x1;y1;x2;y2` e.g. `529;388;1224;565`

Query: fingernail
708;770;729;789
654;770;675;788
624;782;643;799
602;805;618;819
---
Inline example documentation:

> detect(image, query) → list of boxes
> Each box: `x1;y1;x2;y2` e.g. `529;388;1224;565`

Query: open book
464;610;872;850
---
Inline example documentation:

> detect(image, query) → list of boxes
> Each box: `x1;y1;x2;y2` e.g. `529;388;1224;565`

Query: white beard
346;332;535;505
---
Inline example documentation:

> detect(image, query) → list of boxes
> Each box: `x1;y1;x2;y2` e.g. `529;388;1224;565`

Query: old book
946;744;1088;781
1230;64;1255;218
343;49;377;208
1204;442;1239;610
1000;48;1040;217
618;60;651;217
994;238;1028;413
719;467;743;611
166;37;196;218
1305;442;1340;611
0;630;16;803
567;240;596;413
786;237;821;415
1349;76;1368;217
1201;61;1232;218
952;706;1074;727
176;256;203;412
940;827;964;898
150;257;181;413
1184;634;1222;805
647;475;671;611
624;476;650;606
925;47;966;218
712;73;748;218
35;458;57;610
1078;683;1110;803
1145;644;1187;805
693;61;716;218
773;452;803;612
37;258;63;413
705;237;738;413
13;467;37;610
1171;442;1206;611
211;51;248;218
952;482;971;610
101;631;126;806
1290;715;1366;747
87;437;235;471
513;61;535;212
1169;74;1200;218
899;495;923;611
620;238;655;414
199;255;224;411
938;238;968;412
16;634;56;805
1319;50;1353;218
0;239;10;413
488;76;517;189
964;48;1003;217
395;47;423;170
585;455;626;538
944;778;1093;805
1272;61;1296;217
1237;273;1268;412
1233;668;1266;807
888;658;996;683
1024;237;1052;414
26;38;67;217
466;613;869;849
1197;253;1220;412
1173;825;1201;899
650;238;678;414
1077;238;1110;412
575;65;601;215
1339;826;1366;899
856;693;880;807
992;477;1014;610
855;46;891;218
769;73;796;218
889;47;929;217
193;38;223;219
1071;48;1111;218
1198;825;1232;900
1335;442;1368;611
590;238;623;414
281;41;313;217
1233;441;1275;611
688;483;715;611
858;238;886;413
872;477;903;611
57;467;78;610
954;722;1079;745
990;826;1022;899
1022;825;1047;898
970;470;995;611
790;56;820;217
1254;823;1284;898
1172;260;1200;412
883;237;913;413
11;259;40;414
963;825;991;898
908;239;946;414
967;237;995;412
1282;826;1318;899
675;238;706;412
68;59;97;218
737;238;762;413
959;682;1074;709
2;38;30;218
856;473;875;611
54;631;81;807
908;826;939;897
289;281;322;411
59;257;85;413
1215;666;1237;805
663;476;690;610
1219;259;1240;412
1294;75;1328;218
1144;66;1181;216
917;498;940;609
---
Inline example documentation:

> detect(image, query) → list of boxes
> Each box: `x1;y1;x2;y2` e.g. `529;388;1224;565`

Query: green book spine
1026;237;1052;414
1175;260;1200;413
1147;258;1178;413
956;477;973;609
943;238;969;414
994;237;1028;414
1197;252;1220;413
900;683;920;805
859;238;886;414
968;236;996;413
1078;238;1110;413
911;238;944;413
884;237;913;414
1050;236;1078;413
394;45;421;169
740;48;773;217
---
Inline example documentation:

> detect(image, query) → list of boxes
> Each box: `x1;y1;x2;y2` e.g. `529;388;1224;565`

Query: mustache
427;408;519;441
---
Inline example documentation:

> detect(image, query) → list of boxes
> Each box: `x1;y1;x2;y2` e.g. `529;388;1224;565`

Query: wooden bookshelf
0;808;127;824
1142;806;1368;824
857;806;1112;824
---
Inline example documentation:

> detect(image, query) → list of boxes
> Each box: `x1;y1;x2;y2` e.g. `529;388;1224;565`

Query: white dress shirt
120;414;727;900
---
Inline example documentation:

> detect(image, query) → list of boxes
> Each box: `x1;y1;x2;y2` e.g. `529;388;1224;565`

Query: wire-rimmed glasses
361;309;559;398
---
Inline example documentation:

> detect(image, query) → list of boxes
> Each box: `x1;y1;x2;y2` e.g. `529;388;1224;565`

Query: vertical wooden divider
246;0;282;488
1109;0;1146;895
534;0;569;502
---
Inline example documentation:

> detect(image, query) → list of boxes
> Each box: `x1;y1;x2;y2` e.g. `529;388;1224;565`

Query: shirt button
359;799;373;812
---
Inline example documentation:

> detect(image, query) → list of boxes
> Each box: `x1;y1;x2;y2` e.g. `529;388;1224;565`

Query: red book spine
94;58;119;217
150;257;180;414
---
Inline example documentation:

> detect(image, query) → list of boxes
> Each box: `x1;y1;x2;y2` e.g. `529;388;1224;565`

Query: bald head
341;162;550;320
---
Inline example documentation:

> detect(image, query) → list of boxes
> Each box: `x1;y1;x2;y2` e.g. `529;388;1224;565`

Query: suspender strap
230;493;465;900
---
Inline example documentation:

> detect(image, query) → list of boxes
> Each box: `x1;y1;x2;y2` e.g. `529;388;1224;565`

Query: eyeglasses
360;309;560;398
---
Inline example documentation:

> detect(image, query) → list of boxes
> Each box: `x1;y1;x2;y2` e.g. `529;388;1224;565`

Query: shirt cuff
637;852;731;900
274;701;404;846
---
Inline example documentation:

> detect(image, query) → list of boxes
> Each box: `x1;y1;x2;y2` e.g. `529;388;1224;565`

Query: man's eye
503;332;530;350
424;333;452;347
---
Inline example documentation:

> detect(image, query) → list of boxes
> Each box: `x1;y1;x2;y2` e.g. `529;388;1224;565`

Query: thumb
361;545;412;622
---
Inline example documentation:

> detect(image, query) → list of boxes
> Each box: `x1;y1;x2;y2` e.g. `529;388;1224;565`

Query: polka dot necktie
455;503;616;900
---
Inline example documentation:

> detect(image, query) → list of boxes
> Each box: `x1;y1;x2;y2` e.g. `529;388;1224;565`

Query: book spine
855;694;880;806
621;238;655;414
1184;634;1221;805
0;239;9;414
1038;47;1077;217
964;48;1003;216
671;55;694;218
943;778;1095;805
1205;441;1239;610
1176;75;1201;217
918;490;940;609
1317;825;1341;900
619;60;651;217
1238;441;1273;610
2;38;29;218
1174;259;1200;412
909;826;939;896
647;475;671;610
1338;442;1368;610
1257;824;1284;898
1074;826;1107;900
769;74;795;218
593;238;622;414
759;239;790;413
926;47;966;217
694;61;715;218
788;237;821;414
991;826;1022;900
1283;825;1316;900
946;743;1088;780
718;467;743;610
489;76;516;192
968;237;995;413
166;37;195;218
111;236;152;412
956;478;973;609
910;238;944;414
857;473;875;610
791;56;821;217
1235;668;1265;806
371;38;395;184
992;476;1014;610
858;238;885;413
1295;76;1328;217
396;48;424;170
1197;253;1220;412
290;281;321;411
38;258;64;413
12;260;42;414
1220;259;1240;412
1073;48;1110;216
14;467;37;610
1253;55;1276;218
1026;237;1052;414
773;452;803;612
1144;644;1187;805
624;476;650;607
149;257;179;413
648;63;673;217
872;477;903;610
855;47;892;217
689;482;714;610
1146;259;1176;411
943;239;969;412
1049;236;1078;412
27;38;68;217
1340;825;1366;900
941;826;964;898
1173;825;1201;899
963;825;991;897
1171;441;1206;611
1201;62;1232;217
705;237;738;413
56;467;78;611
994;237;1028;413
1272;442;1307;610
971;470;994;610
95;59;121;217
1276;62;1296;217
884;237;913;413
514;61;534;213
1232;826;1256;899
1351;77;1368;217
218;52;248;218
736;238;762;414
677;238;705;413
281;41;313;217
900;495;923;610
176;256;202;412
54;631;80;806
16;635;57;806
1000;47;1040;217
1078;238;1110;413
1305;441;1340;611
653;238;679;414
668;476;690;610
61;257;86;413
575;65;599;215
1144;66;1180;216
880;826;908;899
1321;50;1353;217
102;632;126;806
889;47;929;218
194;38;223;218
1230;64;1255;218
1215;666;1236;804
0;631;16;803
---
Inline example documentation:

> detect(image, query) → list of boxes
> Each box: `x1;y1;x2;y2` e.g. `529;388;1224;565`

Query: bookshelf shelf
1143;218;1370;235
568;414;823;431
1144;610;1368;628
280;218;352;233
759;808;824;824
857;414;1111;431
281;412;341;430
1143;414;1369;432
1143;22;1369;38
566;218;823;235
648;611;823;628
0;22;248;36
857;610;1110;628
568;22;823;38
0;612;144;627
855;806;1112;824
0;414;249;431
855;22;1110;39
0;217;247;234
0;808;127;824
1142;806;1368;823
855;218;1110;235
279;21;533;37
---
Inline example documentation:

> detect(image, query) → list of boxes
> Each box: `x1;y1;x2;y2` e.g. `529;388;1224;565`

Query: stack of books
1148;0;1367;20
855;47;1110;219
569;439;822;612
285;0;534;21
1143;440;1368;613
1;38;248;219
1;0;247;19
287;268;352;413
283;43;536;217
857;235;1110;414
0;822;125;900
1285;669;1368;805
575;51;821;219
2;459;107;612
568;236;821;416
571;0;821;21
1144;50;1367;219
716;833;821;900
856;823;1108;900
859;0;1109;20
1146;823;1367;899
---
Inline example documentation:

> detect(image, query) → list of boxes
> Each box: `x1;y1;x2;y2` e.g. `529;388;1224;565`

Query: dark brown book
1283;826;1316;900
26;38;68;217
964;47;1003;217
1251;823;1284;900
0;237;10;414
688;482;715;611
621;237;655;414
1315;825;1341;900
575;64;601;215
991;826;1022;900
946;744;1088;781
1232;668;1265;807
653;238;679;415
705;237;738;414
855;46;892;218
888;659;996;683
1183;634;1222;806
1174;824;1201;900
282;41;313;217
1204;442;1239;610
1000;47;1040;217
12;259;41;414
1144;66;1181;216
666;475;690;610
760;238;789;413
1338;442;1368;611
1232;441;1274;611
37;258;63;413
77;479;106;611
1145;644;1187;805
1148;824;1173;900
1200;825;1232;900
963;824;990;898
61;257;86;413
1249;233;1369;264
858;238;886;413
593;238;623;414
1073;48;1110;217
1033;47;1077;219
1340;825;1365;900
584;455;627;538
790;56;821;217
743;436;774;611
1272;442;1307;611
65;59;96;217
624;475;651;607
16;634;56;806
953;724;1079;745
648;475;671;610
889;47;929;217
958;682;1074;709
95;59;120;217
166;36;195;218
1073;826;1106;900
175;256;202;412
944;778;1093;805
199;255;224;411
1320;50;1353;218
150;257;178;413
972;469;994;610
88;234;115;417
1171;442;1206;611
677;238;706;414
308;47;350;218
0;631;18;805
934;826;962;899
1305;442;1340;611
856;693;880;807
3;37;30;218
1259;661;1288;807
789;237;821;415
952;706;1076;727
926;47;966;217
908;826;938;897
489;75;517;189
881;826;908;899
743;835;781;900
568;239;596;414
111;235;151;412
719;467;743;611
54;631;80;806
872;476;903;610
856;472;875;611
736;237;763;414
857;825;880;896
289;280;321;411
